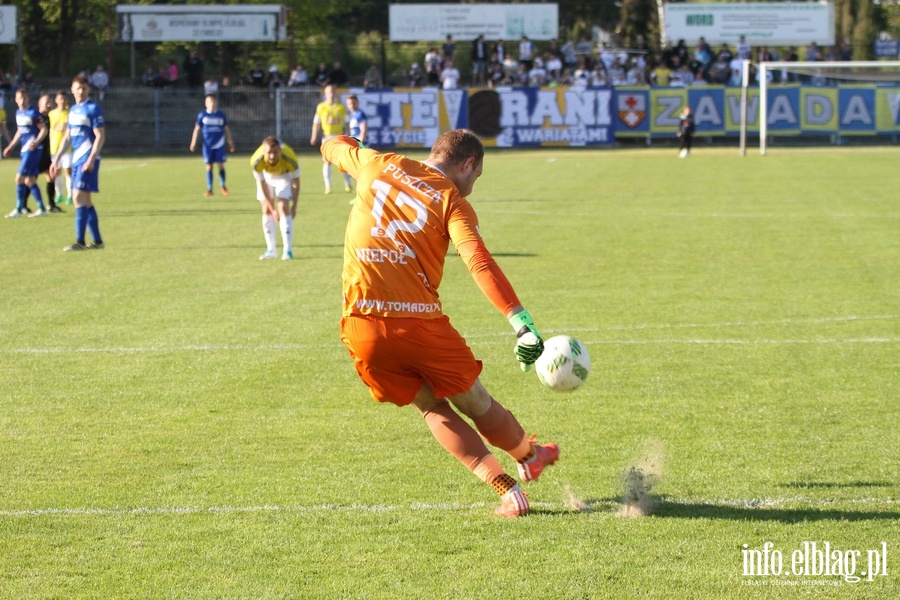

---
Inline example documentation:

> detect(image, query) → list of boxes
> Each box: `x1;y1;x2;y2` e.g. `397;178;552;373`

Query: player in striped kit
190;94;235;197
3;88;49;218
50;76;106;251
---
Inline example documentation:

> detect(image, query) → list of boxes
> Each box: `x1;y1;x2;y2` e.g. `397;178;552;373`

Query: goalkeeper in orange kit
322;130;558;517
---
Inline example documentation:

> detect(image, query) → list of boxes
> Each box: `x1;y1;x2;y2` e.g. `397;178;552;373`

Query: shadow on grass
544;498;899;522
651;500;898;522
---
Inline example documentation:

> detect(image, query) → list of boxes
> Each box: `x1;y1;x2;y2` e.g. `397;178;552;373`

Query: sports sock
29;185;45;211
422;400;506;482
15;183;27;211
86;206;102;243
46;181;56;207
279;214;293;252
65;174;73;200
74;206;88;243
489;473;518;497
343;173;352;187
55;173;65;200
471;399;533;462
205;170;213;191
262;213;277;251
219;168;226;188
322;163;331;188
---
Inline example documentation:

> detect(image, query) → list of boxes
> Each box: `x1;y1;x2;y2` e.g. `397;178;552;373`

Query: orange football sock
422;401;505;482
471;399;533;462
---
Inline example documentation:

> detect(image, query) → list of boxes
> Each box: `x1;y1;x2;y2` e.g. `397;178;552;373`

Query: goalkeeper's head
427;129;484;197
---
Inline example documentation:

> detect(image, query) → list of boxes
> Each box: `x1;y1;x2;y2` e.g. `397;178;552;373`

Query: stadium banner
116;4;286;42
613;85;900;137
341;88;443;149
344;87;613;148
663;3;835;46
876;88;900;133
389;3;558;42
474;87;613;147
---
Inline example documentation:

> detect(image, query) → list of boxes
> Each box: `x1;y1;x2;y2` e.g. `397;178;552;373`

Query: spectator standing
90;66;109;101
250;137;300;261
319;130;555;518
48;90;72;207
574;34;593;69
190;94;235;197
677;106;695;158
441;60;461;89
313;63;330;87
442;35;456;67
493;40;507;63
288;64;309;87
50;76;106;251
471;35;488;86
408;63;423;87
141;67;156;87
167;59;179;87
839;41;853;61
527;57;546;87
184;51;204;89
249;65;266;87
736;35;751;60
310;84;351;194
268;66;284;89
518;35;536;71
203;77;219;95
650;54;672;86
363;64;382;89
3;88;48;218
424;49;441;86
805;42;821;62
327;62;350;87
560;38;577;72
545;51;562;84
486;53;503;87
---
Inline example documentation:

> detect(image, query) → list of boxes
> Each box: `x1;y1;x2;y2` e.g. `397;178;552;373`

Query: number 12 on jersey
368;179;427;259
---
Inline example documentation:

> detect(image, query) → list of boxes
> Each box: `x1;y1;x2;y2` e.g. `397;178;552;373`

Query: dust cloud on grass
618;443;664;518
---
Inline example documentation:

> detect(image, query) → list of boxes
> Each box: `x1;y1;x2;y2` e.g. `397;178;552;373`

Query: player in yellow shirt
309;84;351;194
250;136;300;260
0;106;10;157
48;90;73;206
321;131;557;518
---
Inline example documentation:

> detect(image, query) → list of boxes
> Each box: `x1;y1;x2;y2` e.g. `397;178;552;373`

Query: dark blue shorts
203;145;226;165
73;160;100;193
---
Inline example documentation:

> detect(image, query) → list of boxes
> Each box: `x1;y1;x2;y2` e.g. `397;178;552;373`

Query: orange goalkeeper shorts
340;314;483;406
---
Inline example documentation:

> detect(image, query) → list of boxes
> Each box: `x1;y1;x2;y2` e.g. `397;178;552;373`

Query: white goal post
753;61;900;155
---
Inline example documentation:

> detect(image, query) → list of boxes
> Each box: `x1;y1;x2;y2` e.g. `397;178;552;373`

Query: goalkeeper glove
508;309;544;371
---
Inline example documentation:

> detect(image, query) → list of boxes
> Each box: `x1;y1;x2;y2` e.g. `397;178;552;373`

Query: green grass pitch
0;147;897;599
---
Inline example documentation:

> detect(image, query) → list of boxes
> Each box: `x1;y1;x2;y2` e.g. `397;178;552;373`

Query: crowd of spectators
3;35;858;98
400;34;862;89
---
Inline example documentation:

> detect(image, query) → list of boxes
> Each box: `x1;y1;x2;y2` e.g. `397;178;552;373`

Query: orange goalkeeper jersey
322;136;518;320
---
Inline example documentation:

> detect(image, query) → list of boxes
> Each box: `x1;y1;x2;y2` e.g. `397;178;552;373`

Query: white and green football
534;335;590;391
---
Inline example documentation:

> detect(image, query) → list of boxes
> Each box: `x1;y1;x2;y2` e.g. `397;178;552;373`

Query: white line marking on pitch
0;497;895;518
1;315;896;354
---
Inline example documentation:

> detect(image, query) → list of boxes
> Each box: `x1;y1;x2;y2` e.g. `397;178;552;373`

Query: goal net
743;61;900;155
